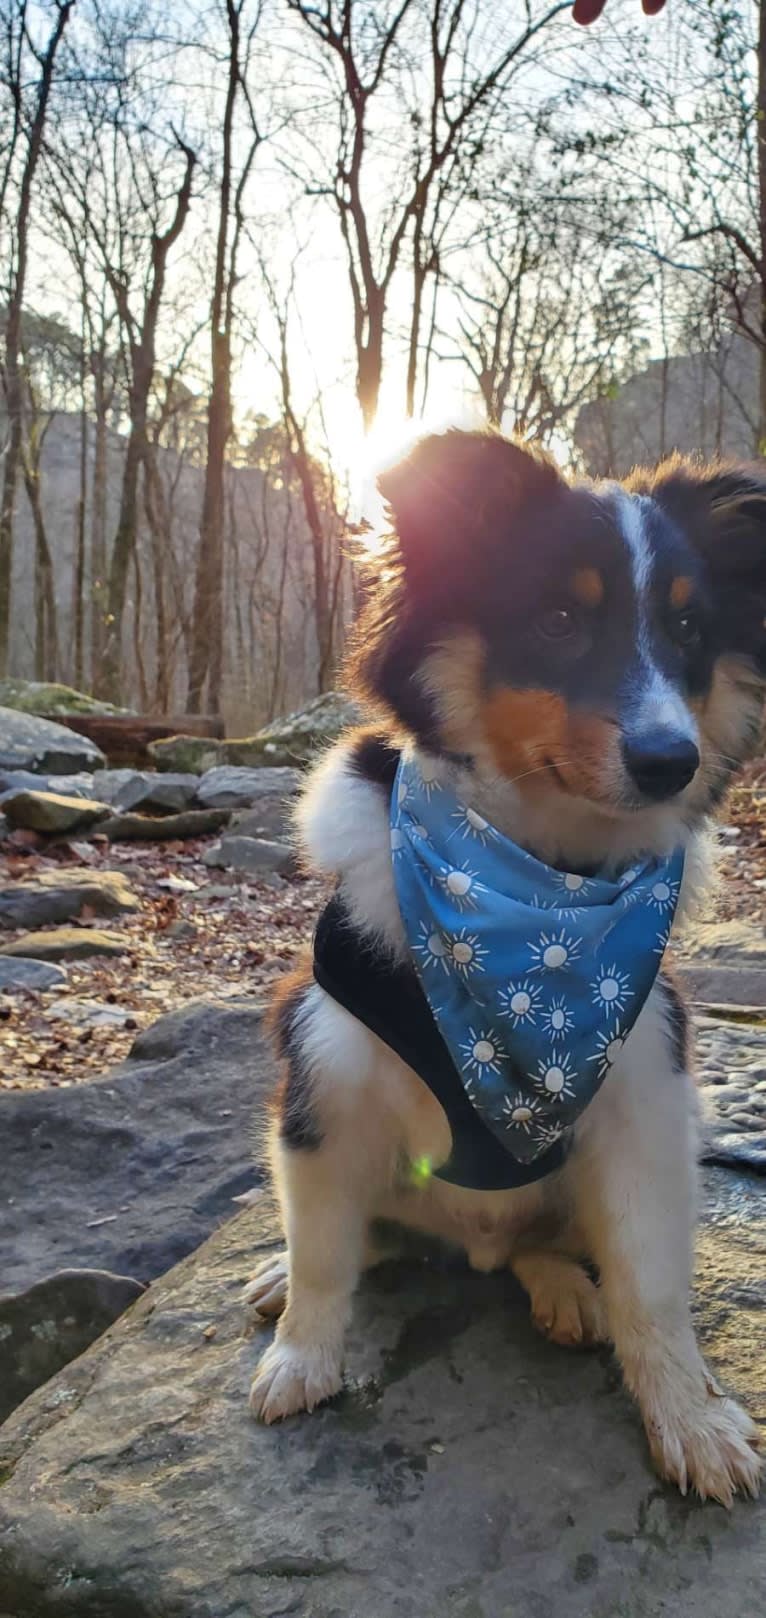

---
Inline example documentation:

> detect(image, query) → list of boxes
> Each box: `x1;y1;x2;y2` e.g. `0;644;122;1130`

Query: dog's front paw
249;1338;343;1423
524;1257;609;1347
644;1383;761;1505
242;1252;289;1319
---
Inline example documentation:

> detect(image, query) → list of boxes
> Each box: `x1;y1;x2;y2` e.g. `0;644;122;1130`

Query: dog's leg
571;1011;761;1504
248;1130;377;1423
244;1229;395;1322
510;1250;608;1347
248;987;403;1424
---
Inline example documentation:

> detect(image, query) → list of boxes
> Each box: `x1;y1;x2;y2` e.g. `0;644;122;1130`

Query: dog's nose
622;731;700;801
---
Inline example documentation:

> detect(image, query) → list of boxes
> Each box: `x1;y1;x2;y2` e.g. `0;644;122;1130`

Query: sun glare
356;402;482;556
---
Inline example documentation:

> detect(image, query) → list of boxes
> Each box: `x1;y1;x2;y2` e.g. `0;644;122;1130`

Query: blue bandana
391;751;684;1165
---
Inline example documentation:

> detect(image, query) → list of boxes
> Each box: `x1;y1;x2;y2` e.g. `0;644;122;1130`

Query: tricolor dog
245;430;765;1505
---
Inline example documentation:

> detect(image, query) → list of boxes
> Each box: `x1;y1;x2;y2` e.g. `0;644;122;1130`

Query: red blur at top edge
572;0;666;25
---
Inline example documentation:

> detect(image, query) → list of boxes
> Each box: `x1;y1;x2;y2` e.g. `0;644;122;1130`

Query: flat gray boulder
0;789;112;834
196;764;301;813
0;1269;145;1424
0;1170;761;1618
0;999;272;1295
677;919;766;967
0;769;99;800
202;834;294;875
0;957;67;992
91;770;200;813
0;707;105;775
0;869;138;930
0;927;130;961
697;1015;766;1172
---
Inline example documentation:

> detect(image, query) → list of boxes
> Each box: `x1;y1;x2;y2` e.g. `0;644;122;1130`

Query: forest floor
1;761;765;1091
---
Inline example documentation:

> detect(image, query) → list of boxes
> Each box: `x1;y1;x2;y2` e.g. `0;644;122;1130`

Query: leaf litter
0;829;326;1090
0;762;764;1092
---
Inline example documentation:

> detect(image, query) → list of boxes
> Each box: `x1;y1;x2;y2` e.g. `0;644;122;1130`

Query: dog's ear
377;429;563;592
652;460;766;674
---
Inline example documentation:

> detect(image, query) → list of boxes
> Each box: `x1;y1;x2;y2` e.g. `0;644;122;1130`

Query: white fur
611;488;699;747
296;742;407;957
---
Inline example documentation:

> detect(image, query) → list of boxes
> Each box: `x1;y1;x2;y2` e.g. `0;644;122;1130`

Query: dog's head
351;430;766;836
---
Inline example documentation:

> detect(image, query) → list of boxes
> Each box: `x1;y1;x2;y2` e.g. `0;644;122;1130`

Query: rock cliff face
573;334;759;475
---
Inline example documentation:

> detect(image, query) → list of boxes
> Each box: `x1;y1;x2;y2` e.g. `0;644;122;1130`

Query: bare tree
98;133;196;700
566;0;766;453
449;190;647;443
186;0;262;715
285;0;570;430
0;0;75;674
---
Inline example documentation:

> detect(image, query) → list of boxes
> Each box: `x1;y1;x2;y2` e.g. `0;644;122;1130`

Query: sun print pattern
498;977;542;1027
391;752;685;1166
528;927;582;973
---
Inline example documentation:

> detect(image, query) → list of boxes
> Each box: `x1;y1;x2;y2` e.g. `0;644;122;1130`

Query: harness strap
312;894;566;1192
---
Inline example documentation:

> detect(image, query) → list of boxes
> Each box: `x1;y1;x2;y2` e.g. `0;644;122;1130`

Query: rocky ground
1;758;764;1092
0;837;325;1089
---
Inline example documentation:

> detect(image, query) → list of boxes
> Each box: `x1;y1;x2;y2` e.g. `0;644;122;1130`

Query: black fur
349;729;400;793
657;970;691;1073
273;976;323;1151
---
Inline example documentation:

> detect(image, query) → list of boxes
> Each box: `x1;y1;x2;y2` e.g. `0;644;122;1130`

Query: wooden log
55;714;225;768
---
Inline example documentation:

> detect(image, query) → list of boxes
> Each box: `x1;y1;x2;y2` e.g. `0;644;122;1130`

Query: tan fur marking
670;576;693;609
571;567;604;607
418;630;486;754
480;685;623;802
482;687;568;780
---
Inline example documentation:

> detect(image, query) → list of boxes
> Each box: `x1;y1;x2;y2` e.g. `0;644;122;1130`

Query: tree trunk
102;423;143;700
187;334;229;713
73;377;88;688
758;0;766;453
22;453;58;682
0;1;74;674
186;4;242;715
101;141;195;701
357;291;385;431
406;236;427;419
90;355;109;692
143;447;171;711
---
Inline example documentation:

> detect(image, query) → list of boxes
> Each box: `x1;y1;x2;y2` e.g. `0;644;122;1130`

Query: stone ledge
0;1170;762;1618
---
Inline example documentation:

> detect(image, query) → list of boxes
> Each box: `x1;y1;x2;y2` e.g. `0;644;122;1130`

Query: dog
245;429;765;1505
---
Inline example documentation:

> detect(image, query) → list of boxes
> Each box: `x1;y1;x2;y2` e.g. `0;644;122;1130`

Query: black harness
313;893;567;1192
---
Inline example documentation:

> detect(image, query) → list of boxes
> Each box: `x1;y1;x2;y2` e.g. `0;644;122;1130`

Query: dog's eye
673;611;701;648
536;606;577;641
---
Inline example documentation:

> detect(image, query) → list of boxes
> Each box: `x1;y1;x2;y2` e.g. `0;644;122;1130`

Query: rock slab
0;927;130;961
202;834;294;875
0;680;128;718
149;692;358;772
697;1016;766;1172
0;999;272;1294
196;764;301;814
68;769;201;814
0;869;139;930
0;957;67;992
0;789;112;834
0;1171;762;1618
0;707;105;775
0;1269;144;1424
